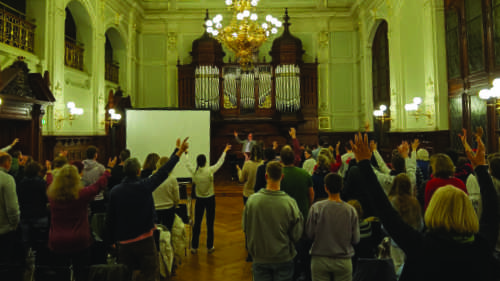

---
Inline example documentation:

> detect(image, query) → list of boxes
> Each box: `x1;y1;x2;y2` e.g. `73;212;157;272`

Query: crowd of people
1;125;500;281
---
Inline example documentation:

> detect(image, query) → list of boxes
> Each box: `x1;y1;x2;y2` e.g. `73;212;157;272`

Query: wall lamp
405;97;432;122
55;101;84;129
107;108;122;127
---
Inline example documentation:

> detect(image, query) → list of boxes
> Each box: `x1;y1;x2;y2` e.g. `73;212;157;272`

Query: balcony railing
0;4;35;53
105;61;119;84
65;36;84;71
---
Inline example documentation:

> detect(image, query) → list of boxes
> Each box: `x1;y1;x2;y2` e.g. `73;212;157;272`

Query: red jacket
424;177;467;210
48;171;110;253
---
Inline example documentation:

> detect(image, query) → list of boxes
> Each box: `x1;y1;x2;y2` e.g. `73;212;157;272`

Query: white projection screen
126;109;211;180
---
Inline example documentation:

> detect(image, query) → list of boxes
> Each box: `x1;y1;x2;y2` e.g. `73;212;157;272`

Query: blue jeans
252;260;294;281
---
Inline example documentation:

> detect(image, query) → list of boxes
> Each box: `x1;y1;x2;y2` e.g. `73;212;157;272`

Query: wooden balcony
105;61;119;84
65;37;84;71
0;5;35;53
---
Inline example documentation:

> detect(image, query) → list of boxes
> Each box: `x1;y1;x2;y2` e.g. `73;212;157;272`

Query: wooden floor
172;184;253;281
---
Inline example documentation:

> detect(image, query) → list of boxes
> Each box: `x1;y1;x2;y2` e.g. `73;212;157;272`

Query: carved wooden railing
65;36;84;71
0;4;35;53
105;61;119;83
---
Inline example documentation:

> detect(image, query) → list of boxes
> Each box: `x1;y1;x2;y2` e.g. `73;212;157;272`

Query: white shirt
185;151;226;198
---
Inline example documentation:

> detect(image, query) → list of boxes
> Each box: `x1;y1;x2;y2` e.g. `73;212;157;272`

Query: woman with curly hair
47;159;113;281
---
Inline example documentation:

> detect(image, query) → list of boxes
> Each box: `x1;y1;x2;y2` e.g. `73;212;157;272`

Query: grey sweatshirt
306;199;360;258
82;159;105;187
0;168;19;235
242;189;303;263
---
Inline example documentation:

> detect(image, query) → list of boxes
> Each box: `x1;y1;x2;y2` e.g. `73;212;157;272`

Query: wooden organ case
177;10;318;165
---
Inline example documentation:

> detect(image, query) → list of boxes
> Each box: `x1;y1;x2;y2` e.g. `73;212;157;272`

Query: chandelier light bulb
232;32;238;38
213;30;219;36
479;89;491;100
250;14;258;21
493;78;500;88
373;110;383;117
206;20;213;27
379;104;387;111
276;21;282;27
67;102;75;109
266;15;272;22
243;10;250;17
225;0;232;5
266;30;270;36
108;109;115;114
262;22;269;29
214;14;223;22
216;23;222;29
271;28;278;34
237;13;244;20
413;97;422;105
207;27;214;33
251;0;258;6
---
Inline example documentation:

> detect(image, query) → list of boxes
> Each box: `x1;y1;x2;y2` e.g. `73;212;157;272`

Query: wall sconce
0;97;2;105
373;104;392;123
55;102;84;129
107;108;122;127
405;97;432;121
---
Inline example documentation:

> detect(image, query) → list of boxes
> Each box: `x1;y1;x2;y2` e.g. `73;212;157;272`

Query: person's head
345;142;353;153
53;156;68;169
424;185;479;236
196;154;207;169
47;164;82;201
86;146;98;160
391;151;405;175
318;148;333;162
430;153;455;178
0;152;12;170
264;147;276;161
318;136;329;148
156;157;169;170
24;161;42;178
70;160;84;175
265;161;283;182
280;145;295;166
456;157;469;169
317;155;331;171
250;145;262;162
11;150;22;159
347;199;364;220
488;152;500;180
143;153;160;170
324;173;343;194
389;173;412;197
247;132;253;141
304;148;312;159
123;158;141;178
120;149;131;163
417;148;430;162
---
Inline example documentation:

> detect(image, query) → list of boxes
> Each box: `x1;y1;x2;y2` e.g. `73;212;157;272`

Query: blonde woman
152;156;180;230
47;159;114;281
141;153;160;178
351;131;500;281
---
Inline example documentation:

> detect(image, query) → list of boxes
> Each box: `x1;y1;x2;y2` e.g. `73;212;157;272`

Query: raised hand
466;132;486;168
45;160;52;172
459;128;472;153
398;141;410;158
176;137;189;156
411;139;420;151
370;140;377;152
11;138;19;147
350;133;372;162
289;127;296;139
224;144;232;152
108;156;117;168
234;130;238;137
474;127;484;140
59;150;68;157
335;141;341;155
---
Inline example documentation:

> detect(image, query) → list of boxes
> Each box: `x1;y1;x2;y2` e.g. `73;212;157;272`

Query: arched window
372;21;390;143
65;8;76;41
372;21;390;114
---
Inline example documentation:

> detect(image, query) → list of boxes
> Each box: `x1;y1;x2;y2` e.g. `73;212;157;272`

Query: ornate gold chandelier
206;0;282;67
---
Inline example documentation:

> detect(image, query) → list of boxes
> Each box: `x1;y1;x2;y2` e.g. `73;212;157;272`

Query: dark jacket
358;160;500;281
17;176;48;220
107;150;179;243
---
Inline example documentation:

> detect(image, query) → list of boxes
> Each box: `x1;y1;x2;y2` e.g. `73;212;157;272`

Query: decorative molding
319;116;331;130
168;32;177;49
65;78;91;89
318;31;329;48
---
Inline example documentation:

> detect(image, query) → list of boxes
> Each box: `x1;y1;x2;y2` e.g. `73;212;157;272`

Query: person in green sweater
243;161;303;281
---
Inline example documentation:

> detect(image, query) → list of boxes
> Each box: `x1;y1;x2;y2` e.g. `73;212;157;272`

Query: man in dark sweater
107;138;188;281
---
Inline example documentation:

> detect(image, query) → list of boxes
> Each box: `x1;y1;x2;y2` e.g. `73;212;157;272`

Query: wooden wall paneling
42;136;110;164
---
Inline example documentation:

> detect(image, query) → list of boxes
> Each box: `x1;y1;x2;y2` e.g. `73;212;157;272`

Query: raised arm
289;127;302;166
210;144;231;174
462;129;499;247
371;140;391;174
234;131;245;144
352;133;423;256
